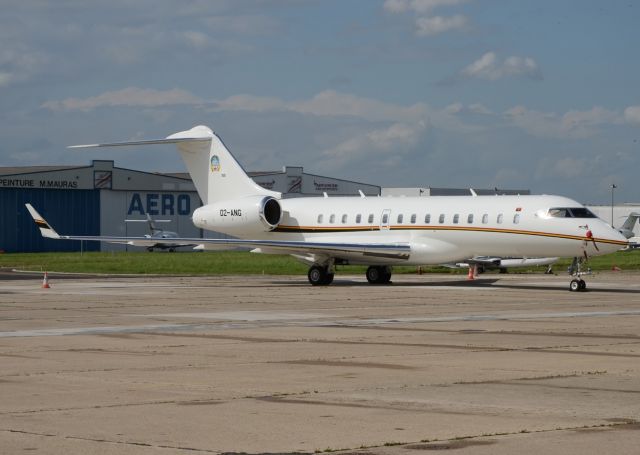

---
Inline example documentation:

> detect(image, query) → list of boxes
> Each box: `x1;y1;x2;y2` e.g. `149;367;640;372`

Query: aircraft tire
308;265;329;286
569;279;580;292
366;266;392;284
324;273;334;285
578;279;587;291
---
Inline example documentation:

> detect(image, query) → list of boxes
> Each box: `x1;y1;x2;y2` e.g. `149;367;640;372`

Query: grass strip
0;250;638;275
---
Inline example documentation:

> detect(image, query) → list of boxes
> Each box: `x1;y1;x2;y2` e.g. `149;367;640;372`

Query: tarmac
1;270;639;454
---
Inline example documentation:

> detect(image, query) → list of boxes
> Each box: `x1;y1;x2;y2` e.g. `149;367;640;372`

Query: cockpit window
569;208;596;218
547;207;597;218
548;208;569;218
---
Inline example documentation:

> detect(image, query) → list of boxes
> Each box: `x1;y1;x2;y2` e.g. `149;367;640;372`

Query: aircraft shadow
270;277;640;293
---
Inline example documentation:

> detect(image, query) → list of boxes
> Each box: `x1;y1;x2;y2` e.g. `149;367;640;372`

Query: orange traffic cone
467;265;476;280
42;271;51;289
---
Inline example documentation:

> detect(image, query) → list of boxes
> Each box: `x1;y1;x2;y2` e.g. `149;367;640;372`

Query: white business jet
25;125;627;291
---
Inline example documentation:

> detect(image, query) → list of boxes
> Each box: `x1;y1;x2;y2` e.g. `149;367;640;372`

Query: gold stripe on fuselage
272;225;628;246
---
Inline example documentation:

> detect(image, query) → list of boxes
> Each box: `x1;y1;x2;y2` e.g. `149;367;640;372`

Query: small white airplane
124;214;192;252
26;125;628;291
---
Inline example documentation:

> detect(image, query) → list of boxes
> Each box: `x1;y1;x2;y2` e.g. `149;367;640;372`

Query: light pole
610;183;617;228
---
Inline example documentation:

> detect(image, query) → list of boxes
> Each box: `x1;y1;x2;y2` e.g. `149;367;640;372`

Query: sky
1;0;639;204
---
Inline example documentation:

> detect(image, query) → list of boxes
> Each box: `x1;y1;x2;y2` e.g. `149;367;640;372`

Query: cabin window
341;214;347;224
467;214;474;224
317;214;323;223
397;214;404;224
513;213;520;224
497;213;503;224
368;214;374;223
439;214;445;224
425;214;431;224
329;214;335;224
382;213;389;224
482;214;488;224
410;214;416;224
453;214;460;224
356;214;362;224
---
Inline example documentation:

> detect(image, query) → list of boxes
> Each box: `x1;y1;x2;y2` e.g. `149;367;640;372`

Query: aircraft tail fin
25;204;60;239
69;125;280;205
618;212;640;239
146;214;159;234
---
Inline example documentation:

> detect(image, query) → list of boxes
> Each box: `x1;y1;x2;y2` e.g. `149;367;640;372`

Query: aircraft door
380;209;391;230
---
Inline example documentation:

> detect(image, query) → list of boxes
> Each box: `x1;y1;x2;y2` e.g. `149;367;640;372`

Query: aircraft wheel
324;273;334;285
147;247;154;252
366;266;381;284
366;266;392;284
569;279;580;292
578;279;587;291
308;265;329;286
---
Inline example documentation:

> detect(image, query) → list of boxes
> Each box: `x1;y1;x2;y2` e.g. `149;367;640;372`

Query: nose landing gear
568;257;590;292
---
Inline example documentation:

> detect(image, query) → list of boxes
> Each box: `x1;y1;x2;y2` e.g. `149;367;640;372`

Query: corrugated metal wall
0;189;100;252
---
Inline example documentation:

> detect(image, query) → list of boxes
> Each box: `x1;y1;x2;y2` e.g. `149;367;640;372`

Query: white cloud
415;15;466;35
462;52;542;81
42;87;202;111
444;102;492;115
183;31;210;49
384;0;469;14
562;107;621;130
0;72;11;87
290;90;427;122
320;122;427;170
213;90;429;123
624;105;640;124
215;94;286;112
0;46;48;86
384;0;470;37
505;105;622;139
202;15;280;35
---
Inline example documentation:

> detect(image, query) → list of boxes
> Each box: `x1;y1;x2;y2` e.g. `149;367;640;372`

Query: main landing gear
306;264;393;286
366;266;392;284
308;264;334;286
568;256;590;292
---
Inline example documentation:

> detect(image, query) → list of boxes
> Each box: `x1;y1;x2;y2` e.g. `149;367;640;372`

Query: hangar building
0;161;380;253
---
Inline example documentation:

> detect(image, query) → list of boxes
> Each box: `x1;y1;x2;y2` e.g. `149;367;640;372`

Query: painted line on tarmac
3;309;640;338
326;309;640;326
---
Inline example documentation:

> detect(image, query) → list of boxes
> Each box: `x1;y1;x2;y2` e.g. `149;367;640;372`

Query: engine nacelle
192;196;282;236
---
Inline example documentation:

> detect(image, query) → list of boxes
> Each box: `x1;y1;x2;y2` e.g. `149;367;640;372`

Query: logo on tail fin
210;155;221;172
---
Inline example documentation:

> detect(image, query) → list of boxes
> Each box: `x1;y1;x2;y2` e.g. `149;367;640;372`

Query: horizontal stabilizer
68;137;211;149
69;124;214;149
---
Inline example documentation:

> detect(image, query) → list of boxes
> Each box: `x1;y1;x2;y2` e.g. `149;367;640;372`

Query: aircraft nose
594;223;628;252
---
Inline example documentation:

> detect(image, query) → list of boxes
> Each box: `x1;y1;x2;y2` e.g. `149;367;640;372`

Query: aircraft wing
25;204;410;260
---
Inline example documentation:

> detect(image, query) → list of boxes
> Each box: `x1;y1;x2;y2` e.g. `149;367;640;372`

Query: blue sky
1;0;639;203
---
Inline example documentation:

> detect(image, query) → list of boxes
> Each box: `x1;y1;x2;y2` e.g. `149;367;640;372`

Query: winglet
25;204;60;239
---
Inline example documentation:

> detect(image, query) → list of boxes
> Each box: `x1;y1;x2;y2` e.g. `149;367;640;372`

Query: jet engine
192;196;282;236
